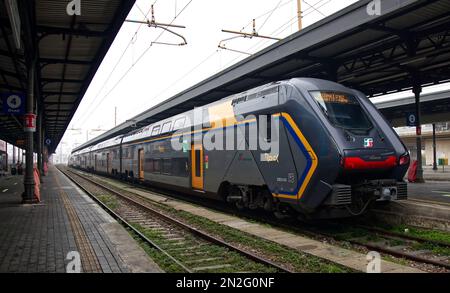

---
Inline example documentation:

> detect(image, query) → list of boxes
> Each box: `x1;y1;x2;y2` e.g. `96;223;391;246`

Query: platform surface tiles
0;166;162;273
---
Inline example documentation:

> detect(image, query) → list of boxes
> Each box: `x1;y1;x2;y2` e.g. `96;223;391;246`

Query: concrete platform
421;166;450;182
372;199;450;232
0;166;162;273
408;181;450;204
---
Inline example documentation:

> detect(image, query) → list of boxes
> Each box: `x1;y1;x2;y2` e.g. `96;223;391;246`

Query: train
69;78;410;219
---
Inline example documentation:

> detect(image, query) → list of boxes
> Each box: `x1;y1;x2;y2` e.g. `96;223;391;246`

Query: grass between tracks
129;223;278;273
92;190;278;272
388;225;450;256
92;186;353;272
389;225;450;245
326;223;450;256
144;203;353;273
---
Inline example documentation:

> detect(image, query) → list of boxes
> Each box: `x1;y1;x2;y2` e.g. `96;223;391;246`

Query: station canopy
67;0;448;152
376;89;450;127
0;0;135;153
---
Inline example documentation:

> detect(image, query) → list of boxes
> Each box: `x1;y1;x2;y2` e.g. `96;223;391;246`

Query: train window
145;158;154;173
172;158;189;177
161;122;172;133
173;117;186;130
310;91;373;130
151;125;161;136
162;159;172;175
153;159;161;173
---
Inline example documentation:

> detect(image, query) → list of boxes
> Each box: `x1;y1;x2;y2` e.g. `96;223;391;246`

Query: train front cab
287;78;410;218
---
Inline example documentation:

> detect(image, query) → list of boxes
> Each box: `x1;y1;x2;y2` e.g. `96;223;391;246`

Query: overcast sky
54;0;448;158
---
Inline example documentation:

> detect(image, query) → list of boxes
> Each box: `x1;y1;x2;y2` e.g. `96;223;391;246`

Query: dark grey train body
69;78;410;219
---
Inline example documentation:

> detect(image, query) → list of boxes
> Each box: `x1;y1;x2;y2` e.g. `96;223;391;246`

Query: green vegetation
169;210;353;273
128;228;185;273
411;242;450;256
389;225;450;245
130;223;278;273
96;189;353;272
87;175;359;272
97;193;119;210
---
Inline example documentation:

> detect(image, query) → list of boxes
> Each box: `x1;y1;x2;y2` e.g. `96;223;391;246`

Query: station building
397;123;450;167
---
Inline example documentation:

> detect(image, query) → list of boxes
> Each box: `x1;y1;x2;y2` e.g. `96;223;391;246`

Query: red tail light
343;155;397;170
399;153;410;166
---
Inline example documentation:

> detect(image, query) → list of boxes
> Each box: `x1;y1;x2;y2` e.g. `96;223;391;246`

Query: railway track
59;167;293;273
64;167;450;272
283;222;450;271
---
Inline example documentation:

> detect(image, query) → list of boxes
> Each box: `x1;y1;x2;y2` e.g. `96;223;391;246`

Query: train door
94;154;97;171
191;144;204;190
138;149;144;180
106;153;111;174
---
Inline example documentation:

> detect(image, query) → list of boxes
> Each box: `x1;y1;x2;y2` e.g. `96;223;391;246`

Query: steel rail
66;167;450;271
355;225;450;249
58;167;193;273
255;218;450;270
61;167;293;273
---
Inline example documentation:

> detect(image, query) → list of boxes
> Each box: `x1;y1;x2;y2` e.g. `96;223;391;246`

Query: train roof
121;81;283;144
73;79;299;151
90;136;122;152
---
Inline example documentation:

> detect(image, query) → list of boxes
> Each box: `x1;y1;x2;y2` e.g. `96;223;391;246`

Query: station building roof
0;0;135;153
69;0;450;153
375;89;450;127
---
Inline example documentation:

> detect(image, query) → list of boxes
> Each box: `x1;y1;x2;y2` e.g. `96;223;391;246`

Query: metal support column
12;145;16;164
37;107;43;177
432;123;438;171
5;142;8;172
23;58;36;203
41;128;45;177
413;83;424;183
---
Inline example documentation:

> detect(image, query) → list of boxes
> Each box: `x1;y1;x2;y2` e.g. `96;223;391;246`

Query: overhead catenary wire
74;1;156;127
77;0;194;129
134;0;332;118
258;0;283;32
79;0;331;132
303;0;326;16
133;1;316;117
220;0;331;68
218;0;328;56
125;3;188;46
126;49;220;117
239;0;326;34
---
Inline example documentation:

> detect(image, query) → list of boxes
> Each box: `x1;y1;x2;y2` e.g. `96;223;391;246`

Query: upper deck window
310;91;373;130
161;121;172;133
151;125;161;136
173;117;186;130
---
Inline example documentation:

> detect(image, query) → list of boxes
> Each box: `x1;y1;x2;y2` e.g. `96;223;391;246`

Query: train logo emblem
364;138;374;148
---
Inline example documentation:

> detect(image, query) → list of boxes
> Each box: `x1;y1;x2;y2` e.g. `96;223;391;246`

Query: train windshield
310;91;373;130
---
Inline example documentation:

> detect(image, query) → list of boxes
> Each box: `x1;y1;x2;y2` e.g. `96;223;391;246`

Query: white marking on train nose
2;189;8;193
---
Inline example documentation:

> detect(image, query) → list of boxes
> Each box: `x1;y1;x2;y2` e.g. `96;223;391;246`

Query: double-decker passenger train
69;78;410;219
